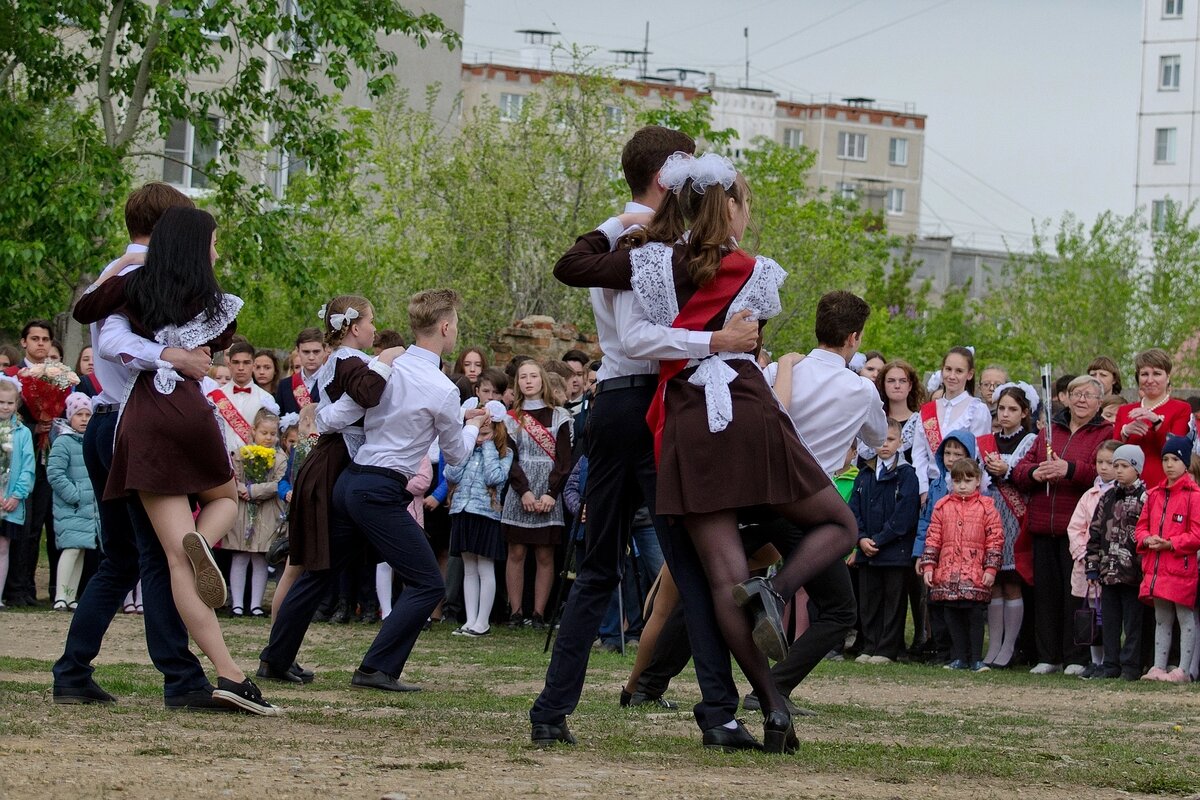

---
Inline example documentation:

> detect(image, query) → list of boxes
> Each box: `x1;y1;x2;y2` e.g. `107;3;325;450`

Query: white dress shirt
89;245;158;407
218;382;280;452
782;348;888;478
910;391;992;494
586;202;712;381
354;345;476;478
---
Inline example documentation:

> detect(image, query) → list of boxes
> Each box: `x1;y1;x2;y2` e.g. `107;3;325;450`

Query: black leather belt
93;403;119;415
594;374;657;395
348;462;409;488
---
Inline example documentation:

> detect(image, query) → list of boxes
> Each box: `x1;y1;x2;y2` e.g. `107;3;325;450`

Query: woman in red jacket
1136;435;1200;683
1011;375;1111;675
1115;348;1191;490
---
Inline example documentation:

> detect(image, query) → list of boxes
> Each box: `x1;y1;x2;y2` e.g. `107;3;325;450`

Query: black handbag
265;512;290;567
1073;585;1102;646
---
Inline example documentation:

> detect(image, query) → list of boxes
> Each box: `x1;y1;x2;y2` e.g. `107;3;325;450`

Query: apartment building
1135;0;1197;231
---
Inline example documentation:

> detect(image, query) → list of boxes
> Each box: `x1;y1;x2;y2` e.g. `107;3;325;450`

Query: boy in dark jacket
851;420;920;663
1083;444;1146;680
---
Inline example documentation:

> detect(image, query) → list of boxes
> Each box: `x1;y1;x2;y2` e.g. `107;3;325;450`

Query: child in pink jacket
920;459;1004;672
1136;435;1200;683
1066;440;1120;666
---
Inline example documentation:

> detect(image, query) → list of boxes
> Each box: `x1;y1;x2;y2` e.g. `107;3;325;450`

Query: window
499;93;525;121
1155;127;1177;163
783;128;803;149
604;105;625;132
1152;198;1176;233
170;0;223;38
886;188;905;215
162;117;220;191
271;148;310;198
888;137;908;166
1165;0;1183;17
280;0;319;60
1160;55;1181;90
837;131;867;160
835;181;858;200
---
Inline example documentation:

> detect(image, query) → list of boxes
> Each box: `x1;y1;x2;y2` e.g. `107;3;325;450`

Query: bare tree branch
95;0;124;146
114;0;170;149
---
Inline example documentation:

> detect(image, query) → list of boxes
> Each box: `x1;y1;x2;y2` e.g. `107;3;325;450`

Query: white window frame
604;105;625;133
280;0;321;61
835;181;858;200
888;137;908;166
1160;55;1182;90
499;92;525;121
1164;0;1183;18
1152;198;1176;233
1155;127;1177;163
162;117;221;193
170;0;223;39
886;188;905;215
783;128;803;149
837;131;867;161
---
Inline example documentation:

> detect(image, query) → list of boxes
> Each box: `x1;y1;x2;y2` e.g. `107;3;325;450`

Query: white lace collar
315;346;369;402
154;293;242;350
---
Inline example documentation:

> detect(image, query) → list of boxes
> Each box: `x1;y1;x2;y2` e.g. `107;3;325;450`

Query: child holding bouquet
225;409;287;617
48;394;100;610
0;378;36;607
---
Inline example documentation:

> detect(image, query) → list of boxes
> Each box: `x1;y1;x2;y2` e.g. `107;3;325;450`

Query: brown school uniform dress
73;275;240;501
554;231;827;517
286;351;387;571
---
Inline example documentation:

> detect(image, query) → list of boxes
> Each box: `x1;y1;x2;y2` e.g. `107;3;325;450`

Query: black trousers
1032;536;1086;665
857;566;909;660
261;465;443;677
1100;583;1144;677
530;383;737;731
636;518;857;700
941;600;986;664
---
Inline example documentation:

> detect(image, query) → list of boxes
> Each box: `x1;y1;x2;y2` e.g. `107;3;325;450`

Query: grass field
1;606;1199;800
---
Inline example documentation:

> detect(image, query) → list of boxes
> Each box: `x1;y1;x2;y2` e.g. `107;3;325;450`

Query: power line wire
925;144;1040;218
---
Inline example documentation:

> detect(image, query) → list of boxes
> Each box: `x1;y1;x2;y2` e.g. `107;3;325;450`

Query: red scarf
645;250;757;464
207;387;254;445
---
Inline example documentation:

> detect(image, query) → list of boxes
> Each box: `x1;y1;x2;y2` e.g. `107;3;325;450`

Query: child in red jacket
1136;435;1200;683
920;459;1004;672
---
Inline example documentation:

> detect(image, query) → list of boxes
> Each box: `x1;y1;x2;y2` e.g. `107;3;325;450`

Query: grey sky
461;0;1141;252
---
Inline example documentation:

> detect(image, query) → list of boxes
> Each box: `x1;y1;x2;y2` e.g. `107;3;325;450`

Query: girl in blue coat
0;378;36;608
48;394;100;610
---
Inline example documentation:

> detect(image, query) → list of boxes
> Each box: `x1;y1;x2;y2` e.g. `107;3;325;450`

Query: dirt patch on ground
2;610;1197;800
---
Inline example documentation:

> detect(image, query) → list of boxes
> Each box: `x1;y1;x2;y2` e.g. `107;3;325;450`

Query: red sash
645;250;757;464
920;401;943;455
207;387;254;445
510;410;557;459
291;372;313;408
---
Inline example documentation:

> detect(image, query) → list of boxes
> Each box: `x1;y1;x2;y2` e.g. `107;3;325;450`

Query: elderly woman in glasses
1114;348;1192;490
1011;374;1113;675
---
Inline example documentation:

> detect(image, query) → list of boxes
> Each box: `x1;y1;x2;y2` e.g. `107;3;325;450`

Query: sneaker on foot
1165;667;1191;684
1142;666;1170;681
867;655;894;665
1029;662;1062;675
943;659;968;670
1063;663;1087;676
182;531;228;609
970;661;990;672
854;653;872;664
211;676;280;716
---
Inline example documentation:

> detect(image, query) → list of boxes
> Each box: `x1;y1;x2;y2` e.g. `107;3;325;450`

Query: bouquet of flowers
17;360;80;454
0;416;16;522
290;434;318;484
239;444;276;540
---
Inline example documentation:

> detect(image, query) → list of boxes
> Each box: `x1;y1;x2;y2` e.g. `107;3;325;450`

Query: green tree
1;0;458;340
1136;202;1200;379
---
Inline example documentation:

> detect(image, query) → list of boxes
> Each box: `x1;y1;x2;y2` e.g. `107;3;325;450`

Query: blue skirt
450;512;506;562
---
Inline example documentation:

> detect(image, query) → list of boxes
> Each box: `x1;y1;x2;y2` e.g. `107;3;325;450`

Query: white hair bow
657;151;737;195
279;412;300;433
484;400;508;422
848;353;867;374
317;304;328;322
993;381;1040;415
926;371;943;394
0;373;20;391
328;306;359;332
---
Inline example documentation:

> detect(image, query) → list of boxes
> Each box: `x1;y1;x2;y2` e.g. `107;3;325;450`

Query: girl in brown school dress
270;295;405;617
74;207;276;715
553;152;857;753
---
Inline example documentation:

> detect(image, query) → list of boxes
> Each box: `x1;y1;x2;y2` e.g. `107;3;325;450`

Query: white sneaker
867;655;894;665
1063;664;1087;676
854;653;872;664
1029;662;1063;675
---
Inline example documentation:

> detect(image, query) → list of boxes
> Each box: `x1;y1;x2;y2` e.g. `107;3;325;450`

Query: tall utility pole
744;27;749;88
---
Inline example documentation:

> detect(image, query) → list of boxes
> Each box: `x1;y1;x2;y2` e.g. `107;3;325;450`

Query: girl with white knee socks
445;403;512;637
225;409;287;617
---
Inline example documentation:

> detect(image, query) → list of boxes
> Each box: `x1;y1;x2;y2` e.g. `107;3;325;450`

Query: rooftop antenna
744;27;749;88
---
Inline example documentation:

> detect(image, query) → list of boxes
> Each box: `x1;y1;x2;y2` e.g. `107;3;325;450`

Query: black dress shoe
531;721;576;747
701;720;761;752
257;660;302;684
53;680;117;705
763;710;799;754
289;662;315;683
619;689;632;707
350;668;421;693
628;692;678;709
165;685;237;712
732;577;788;661
741;693;814;716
